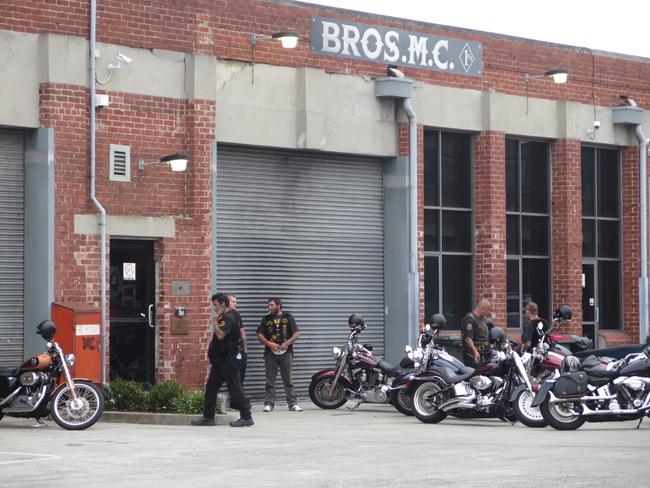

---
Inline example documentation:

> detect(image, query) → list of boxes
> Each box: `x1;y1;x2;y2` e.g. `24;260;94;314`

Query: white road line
0;452;62;465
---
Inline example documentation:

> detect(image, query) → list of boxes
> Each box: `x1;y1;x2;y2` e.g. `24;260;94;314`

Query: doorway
582;262;597;346
109;240;156;384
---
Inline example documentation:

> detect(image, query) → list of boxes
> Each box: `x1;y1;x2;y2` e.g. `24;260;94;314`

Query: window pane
523;258;550;321
582;219;595;257
442;210;471;252
522;216;548;256
581;147;595;217
442;255;472;330
424;256;440;321
597;148;620;218
598;220;620;258
424;209;440;252
424;131;439;207
441;132;471;208
507;214;520;255
507;259;520;329
506;139;519;212
521;141;549;214
598;261;620;329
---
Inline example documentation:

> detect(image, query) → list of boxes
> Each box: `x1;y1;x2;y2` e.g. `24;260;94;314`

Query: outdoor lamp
250;30;300;83
524;68;569;113
138;153;189;172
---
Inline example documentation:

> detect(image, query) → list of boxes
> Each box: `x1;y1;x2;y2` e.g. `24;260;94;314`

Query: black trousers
203;356;251;420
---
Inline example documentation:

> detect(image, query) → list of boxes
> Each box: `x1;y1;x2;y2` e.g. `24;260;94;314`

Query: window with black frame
424;130;473;330
506;139;551;329
581;146;621;330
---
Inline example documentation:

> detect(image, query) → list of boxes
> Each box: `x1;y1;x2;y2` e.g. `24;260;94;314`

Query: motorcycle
533;347;650;430
408;326;546;427
309;314;415;410
0;320;104;430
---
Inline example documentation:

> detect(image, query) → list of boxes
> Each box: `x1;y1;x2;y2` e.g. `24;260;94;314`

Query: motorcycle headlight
65;354;75;366
332;346;342;359
413;350;423;361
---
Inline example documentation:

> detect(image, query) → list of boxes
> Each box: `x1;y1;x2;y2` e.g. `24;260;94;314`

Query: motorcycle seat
0;367;19;377
581;355;621;378
432;365;475;383
377;359;400;376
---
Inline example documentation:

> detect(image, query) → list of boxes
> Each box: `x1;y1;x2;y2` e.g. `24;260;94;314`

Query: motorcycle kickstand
636;417;644;430
346;401;362;411
34;417;48;427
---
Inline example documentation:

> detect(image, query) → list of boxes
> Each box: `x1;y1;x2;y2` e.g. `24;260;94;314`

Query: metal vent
109;144;130;182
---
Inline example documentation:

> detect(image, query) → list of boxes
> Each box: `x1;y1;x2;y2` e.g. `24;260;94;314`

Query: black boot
229;417;254;427
191;417;216;426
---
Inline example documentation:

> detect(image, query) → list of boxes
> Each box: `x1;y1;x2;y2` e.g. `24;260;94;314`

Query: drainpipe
90;0;108;384
403;98;419;347
635;125;649;344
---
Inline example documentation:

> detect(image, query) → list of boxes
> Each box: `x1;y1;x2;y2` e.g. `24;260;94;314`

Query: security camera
593;120;601;130
116;53;132;65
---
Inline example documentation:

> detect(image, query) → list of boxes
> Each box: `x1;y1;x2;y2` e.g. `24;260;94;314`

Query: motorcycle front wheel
389;388;413;416
412;381;447;424
540;397;586;431
513;390;547;428
50;380;104;430
309;377;347;409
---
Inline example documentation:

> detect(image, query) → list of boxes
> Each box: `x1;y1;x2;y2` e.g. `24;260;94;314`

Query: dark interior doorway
109;239;155;384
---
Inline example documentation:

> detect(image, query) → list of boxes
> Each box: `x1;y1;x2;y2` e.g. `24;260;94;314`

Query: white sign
123;262;136;281
76;324;100;336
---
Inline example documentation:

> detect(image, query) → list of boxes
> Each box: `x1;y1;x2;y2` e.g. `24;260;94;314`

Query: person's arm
257;322;279;352
461;317;480;363
240;327;248;353
280;314;300;350
215;315;235;340
463;337;480;363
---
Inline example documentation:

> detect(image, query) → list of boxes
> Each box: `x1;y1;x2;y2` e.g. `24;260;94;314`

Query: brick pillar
473;131;506;325
550;139;582;334
621;145;641;342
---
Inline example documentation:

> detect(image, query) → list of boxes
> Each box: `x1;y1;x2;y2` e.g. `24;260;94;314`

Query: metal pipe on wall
90;0;108;384
635;124;649;344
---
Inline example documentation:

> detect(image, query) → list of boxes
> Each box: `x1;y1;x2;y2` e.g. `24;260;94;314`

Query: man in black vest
192;293;253;427
461;299;492;367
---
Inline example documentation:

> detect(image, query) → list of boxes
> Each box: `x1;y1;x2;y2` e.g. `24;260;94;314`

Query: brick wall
473;131;507;325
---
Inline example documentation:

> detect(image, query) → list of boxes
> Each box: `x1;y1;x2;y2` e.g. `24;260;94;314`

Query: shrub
146;381;185;412
103;378;147;411
171;391;205;415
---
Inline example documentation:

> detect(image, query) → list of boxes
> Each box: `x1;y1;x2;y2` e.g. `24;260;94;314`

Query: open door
109;240;155;384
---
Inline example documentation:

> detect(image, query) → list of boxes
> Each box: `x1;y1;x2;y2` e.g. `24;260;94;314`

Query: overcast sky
294;0;650;59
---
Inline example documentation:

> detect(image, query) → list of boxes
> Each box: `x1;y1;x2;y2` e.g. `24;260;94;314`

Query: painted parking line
0;451;62;466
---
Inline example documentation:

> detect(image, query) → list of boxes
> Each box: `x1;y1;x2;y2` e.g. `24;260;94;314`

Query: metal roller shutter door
216;146;384;402
0;129;24;365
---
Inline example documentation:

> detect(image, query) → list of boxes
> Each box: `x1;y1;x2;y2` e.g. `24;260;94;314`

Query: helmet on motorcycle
561;355;581;373
36;320;57;340
554;304;573;321
348;313;365;330
428;313;447;330
488;326;506;344
484;317;495;330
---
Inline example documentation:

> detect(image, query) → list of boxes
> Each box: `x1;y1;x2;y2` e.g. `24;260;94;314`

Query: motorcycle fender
56;376;95;386
311;369;352;388
508;383;533;403
531;381;554;407
403;372;445;395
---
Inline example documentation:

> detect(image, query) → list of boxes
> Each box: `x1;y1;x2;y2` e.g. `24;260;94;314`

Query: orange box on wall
51;302;102;384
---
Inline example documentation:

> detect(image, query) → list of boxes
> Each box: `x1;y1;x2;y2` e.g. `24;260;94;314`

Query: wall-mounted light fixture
524;68;568;114
250;31;300;83
138;153;189;172
96;52;133;85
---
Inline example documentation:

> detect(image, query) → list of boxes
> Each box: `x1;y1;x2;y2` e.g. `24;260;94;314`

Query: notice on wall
123;262;136;281
311;16;483;76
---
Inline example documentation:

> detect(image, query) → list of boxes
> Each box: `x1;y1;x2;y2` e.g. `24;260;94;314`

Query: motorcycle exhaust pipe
2;384;48;414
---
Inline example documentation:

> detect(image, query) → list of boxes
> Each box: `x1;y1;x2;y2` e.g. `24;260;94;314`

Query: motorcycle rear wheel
50;380;104;430
412;381;447;424
514;390;547;428
309;378;347;409
540;397;586;431
389;389;413;416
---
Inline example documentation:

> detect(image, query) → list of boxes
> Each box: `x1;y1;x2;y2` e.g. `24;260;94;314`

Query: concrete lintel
74;214;176;238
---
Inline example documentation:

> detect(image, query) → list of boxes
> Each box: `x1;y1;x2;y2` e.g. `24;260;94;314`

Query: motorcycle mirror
425;324;431;332
537;323;544;332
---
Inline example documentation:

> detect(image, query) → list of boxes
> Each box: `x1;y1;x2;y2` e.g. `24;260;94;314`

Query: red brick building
0;1;648;398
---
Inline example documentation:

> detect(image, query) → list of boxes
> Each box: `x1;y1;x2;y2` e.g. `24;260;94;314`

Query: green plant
103;378;147;411
171;391;205;415
146;381;185;412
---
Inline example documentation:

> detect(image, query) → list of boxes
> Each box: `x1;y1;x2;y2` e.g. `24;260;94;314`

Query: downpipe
635;124;649;345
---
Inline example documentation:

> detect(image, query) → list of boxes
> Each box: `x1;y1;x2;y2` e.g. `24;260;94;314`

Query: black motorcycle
533;347;650;430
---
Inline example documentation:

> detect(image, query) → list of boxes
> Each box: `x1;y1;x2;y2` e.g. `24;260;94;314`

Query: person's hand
279;342;289;351
473;350;480;364
269;342;280;353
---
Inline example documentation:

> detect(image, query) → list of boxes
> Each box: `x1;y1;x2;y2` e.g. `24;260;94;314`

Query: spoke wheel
51;381;104;430
390;388;413;416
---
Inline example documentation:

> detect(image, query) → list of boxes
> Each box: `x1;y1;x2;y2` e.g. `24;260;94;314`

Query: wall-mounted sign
123;262;136;281
311;16;483;77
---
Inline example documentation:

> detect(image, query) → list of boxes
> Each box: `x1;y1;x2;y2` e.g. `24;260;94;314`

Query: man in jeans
257;297;302;412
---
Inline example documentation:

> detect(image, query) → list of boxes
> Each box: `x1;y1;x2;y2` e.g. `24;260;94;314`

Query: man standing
518;301;549;352
257;297;302;412
192;293;254;427
461;299;492;367
228;294;248;384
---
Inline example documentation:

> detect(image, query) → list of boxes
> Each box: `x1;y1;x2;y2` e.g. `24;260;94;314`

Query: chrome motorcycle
0;320;104;430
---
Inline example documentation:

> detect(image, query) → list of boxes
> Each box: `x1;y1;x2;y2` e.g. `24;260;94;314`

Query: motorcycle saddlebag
553;371;588;398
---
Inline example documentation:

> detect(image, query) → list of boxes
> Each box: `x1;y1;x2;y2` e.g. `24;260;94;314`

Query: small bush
103;378;147;411
146;381;185;412
171;391;205;415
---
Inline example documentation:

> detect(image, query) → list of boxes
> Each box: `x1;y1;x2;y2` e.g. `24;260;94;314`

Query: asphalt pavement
1;401;649;488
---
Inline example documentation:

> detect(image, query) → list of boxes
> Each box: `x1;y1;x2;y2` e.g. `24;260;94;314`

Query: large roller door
216;146;384;401
0;129;24;365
